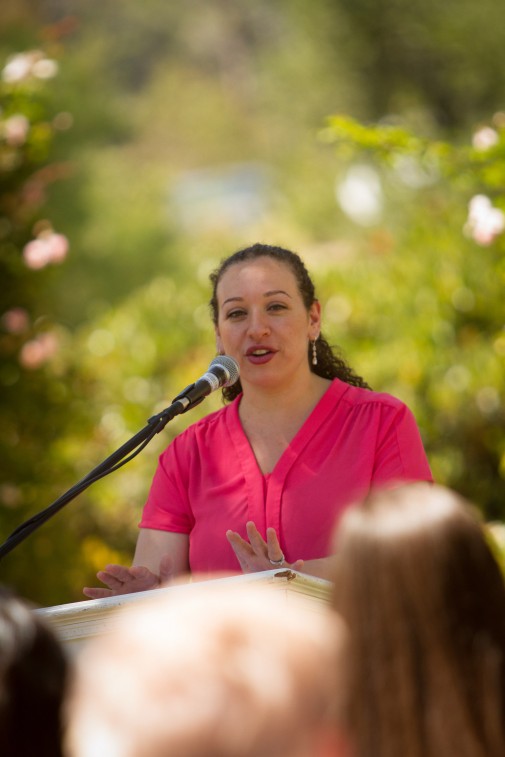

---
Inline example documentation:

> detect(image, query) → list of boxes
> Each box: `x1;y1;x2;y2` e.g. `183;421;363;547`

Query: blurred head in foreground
66;582;349;757
0;584;69;757
331;481;505;757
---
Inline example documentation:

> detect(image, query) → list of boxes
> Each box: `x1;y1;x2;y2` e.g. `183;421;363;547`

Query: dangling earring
311;338;318;366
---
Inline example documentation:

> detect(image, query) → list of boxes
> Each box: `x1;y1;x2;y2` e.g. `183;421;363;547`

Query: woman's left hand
226;521;304;573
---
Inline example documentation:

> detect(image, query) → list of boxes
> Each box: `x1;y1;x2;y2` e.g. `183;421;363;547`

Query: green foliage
0;48;110;605
320;114;505;518
333;0;505;129
488;523;505;577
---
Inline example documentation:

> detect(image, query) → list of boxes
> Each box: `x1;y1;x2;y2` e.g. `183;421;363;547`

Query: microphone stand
0;387;204;561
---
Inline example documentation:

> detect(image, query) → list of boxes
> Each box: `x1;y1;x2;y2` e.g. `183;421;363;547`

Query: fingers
83;568;123;598
226;522;304;574
227;524;265;564
226;529;244;551
94;569;130;592
226;529;252;557
266;527;284;562
246;521;267;553
226;530;253;572
83;563;152;599
100;564;135;584
82;587;114;599
128;565;154;581
266;527;279;548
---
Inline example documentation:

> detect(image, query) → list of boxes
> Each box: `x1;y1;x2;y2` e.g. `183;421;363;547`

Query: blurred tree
333;0;505;130
0;43;96;603
320;114;505;518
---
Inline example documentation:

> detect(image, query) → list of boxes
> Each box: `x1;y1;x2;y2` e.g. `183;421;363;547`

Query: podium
36;569;334;654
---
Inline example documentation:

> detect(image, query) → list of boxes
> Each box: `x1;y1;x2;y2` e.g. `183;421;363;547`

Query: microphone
171;355;240;412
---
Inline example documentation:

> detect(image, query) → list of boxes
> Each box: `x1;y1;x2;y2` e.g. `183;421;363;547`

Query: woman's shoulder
332;378;408;412
166;399;236;448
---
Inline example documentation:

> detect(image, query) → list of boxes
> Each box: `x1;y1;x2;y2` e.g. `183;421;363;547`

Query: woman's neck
239;373;331;423
237;374;331;474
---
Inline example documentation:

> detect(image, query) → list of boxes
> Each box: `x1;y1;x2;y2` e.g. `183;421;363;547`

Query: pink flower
464;195;505;246
23;231;69;269
19;332;59;369
47;232;69;262
2;114;30;146
23;238;52;269
1;308;30;334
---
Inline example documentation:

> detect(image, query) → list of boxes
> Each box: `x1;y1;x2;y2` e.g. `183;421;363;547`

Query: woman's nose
247;311;270;339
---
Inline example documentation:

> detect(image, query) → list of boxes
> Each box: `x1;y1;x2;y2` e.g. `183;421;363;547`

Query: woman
84;243;431;599
331;482;505;757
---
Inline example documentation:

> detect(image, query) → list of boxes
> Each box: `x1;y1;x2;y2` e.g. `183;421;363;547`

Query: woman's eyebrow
264;289;292;298
222;290;292;307
222;296;243;306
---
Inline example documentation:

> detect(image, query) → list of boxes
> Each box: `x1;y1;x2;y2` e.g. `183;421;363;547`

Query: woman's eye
227;310;246;319
268;303;287;312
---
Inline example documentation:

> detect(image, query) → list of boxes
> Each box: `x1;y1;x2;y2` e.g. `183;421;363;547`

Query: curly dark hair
209;243;371;401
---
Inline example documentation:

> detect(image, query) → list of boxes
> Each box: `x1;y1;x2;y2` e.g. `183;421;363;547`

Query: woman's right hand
83;553;174;600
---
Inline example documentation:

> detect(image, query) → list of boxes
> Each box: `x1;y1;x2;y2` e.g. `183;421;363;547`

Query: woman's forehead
217;257;298;296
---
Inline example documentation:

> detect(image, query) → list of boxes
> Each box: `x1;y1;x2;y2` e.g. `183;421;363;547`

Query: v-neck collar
224;379;350;535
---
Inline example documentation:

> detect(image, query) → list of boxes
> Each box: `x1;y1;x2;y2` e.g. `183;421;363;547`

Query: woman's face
215;256;321;392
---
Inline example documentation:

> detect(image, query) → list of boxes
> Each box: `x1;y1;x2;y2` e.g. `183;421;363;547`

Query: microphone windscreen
209;355;240;387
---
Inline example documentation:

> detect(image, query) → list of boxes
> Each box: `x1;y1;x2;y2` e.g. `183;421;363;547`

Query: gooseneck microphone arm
0;356;239;561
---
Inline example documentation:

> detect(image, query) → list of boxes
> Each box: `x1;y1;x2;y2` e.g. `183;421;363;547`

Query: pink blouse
139;379;432;572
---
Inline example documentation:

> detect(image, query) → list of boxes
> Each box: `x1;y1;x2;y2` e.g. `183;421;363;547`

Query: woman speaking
84;243;432;598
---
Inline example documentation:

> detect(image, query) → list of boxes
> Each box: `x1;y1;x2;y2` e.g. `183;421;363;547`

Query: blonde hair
66;582;348;757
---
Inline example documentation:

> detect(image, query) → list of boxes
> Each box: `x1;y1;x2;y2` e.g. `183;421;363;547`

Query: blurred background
1;0;504;606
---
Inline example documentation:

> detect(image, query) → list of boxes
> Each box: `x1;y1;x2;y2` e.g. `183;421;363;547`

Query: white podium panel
36;570;333;654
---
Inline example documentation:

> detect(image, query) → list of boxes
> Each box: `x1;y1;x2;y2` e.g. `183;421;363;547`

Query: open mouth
249;349;271;357
246;347;276;362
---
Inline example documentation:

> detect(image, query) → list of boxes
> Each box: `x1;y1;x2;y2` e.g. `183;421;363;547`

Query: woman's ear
215;328;224;355
309;300;322;339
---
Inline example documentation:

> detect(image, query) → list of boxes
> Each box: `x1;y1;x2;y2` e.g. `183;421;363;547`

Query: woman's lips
245;347;276;365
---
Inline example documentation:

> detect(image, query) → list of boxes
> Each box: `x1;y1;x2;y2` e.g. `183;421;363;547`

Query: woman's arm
83;529;189;599
132;528;189;574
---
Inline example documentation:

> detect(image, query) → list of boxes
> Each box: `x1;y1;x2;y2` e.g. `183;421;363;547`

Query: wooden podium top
36;570;334;654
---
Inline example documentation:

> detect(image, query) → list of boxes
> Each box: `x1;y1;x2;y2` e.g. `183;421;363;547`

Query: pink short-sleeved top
139;379;432;572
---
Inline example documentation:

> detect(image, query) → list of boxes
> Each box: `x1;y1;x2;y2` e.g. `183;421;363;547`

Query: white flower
2;53;33;83
2;114;30;146
32;58;58;80
464;194;505;246
335;165;383;226
472;127;499;151
2;50;58;83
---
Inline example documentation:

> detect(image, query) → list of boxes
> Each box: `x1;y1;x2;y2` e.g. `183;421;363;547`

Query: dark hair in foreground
209;243;371;401
331;482;505;757
0;585;69;757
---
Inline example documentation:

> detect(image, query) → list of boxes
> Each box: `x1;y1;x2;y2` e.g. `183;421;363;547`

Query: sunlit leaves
321;114;505;519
